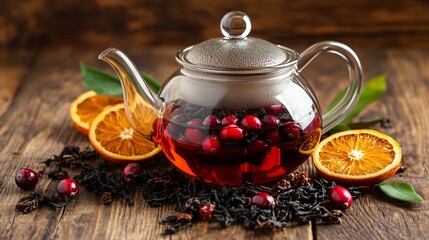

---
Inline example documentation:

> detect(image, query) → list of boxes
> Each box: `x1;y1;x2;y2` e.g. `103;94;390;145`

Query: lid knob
220;11;251;39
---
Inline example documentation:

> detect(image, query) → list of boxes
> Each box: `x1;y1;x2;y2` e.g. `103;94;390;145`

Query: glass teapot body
154;66;322;185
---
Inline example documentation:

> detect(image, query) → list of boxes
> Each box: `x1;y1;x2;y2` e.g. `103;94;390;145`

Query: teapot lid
176;11;299;73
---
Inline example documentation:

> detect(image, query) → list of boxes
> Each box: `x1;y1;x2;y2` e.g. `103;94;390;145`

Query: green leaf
379;182;423;202
80;63;162;96
80;63;123;97
327;74;387;125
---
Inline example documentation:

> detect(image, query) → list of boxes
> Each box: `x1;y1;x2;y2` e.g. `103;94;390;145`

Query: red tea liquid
155;102;321;185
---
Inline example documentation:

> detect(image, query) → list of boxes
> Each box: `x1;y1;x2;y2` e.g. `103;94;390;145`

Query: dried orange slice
70;91;123;135
312;129;402;186
299;128;322;154
88;103;161;164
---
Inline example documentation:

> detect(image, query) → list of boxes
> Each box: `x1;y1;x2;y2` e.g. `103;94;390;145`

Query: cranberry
57;178;79;198
165;123;180;139
265;130;283;145
219;124;244;141
184;119;204;143
203;115;221;127
171;107;184;115
266;104;286;116
262;114;280;127
282;124;302;141
15;168;39;190
187;118;202;126
202;135;222;154
247;140;271;157
241;115;262;130
221;115;239;125
171;114;187;123
123;163;143;184
329;186;353;209
251;192;276;209
184;128;203;143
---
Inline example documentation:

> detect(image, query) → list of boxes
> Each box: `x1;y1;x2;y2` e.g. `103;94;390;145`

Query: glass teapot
99;11;362;185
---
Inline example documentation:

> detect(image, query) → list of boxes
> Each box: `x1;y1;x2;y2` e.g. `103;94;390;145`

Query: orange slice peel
70;91;123;135
312;129;402;186
299;128;322;154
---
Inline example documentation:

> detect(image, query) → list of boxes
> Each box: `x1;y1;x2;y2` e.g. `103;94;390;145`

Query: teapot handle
298;41;363;134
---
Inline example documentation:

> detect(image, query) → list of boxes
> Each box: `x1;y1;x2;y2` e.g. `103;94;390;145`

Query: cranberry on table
283;123;302;141
15;168;39;190
202;135;222;154
123;163;143;184
221;115;239;125
329;186;353;209
241;115;262;130
203;115;221;127
262;114;280;127
266;104;286;116
219;124;244;141
57;178;79;198
251;192;276;209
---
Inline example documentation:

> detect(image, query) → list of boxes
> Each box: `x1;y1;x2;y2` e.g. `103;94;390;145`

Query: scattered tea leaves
16;146;362;235
379;182;423;202
15;192;67;214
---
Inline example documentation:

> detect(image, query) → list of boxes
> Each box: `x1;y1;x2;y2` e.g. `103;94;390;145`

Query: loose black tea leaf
15;192;67;214
17;146;362;235
139;169;361;234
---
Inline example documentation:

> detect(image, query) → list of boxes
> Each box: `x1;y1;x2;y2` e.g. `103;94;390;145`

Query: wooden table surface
0;46;428;240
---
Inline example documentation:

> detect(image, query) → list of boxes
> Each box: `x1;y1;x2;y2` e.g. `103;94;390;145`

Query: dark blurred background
1;0;428;49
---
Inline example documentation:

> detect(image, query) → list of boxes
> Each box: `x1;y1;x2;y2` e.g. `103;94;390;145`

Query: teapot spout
98;48;164;137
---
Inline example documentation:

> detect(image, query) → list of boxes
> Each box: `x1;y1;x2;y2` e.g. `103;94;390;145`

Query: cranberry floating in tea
99;11;363;185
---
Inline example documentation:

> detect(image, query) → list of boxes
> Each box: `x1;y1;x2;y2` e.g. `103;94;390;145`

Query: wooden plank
0;47;314;239
1;0;429;48
0;49;37;119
